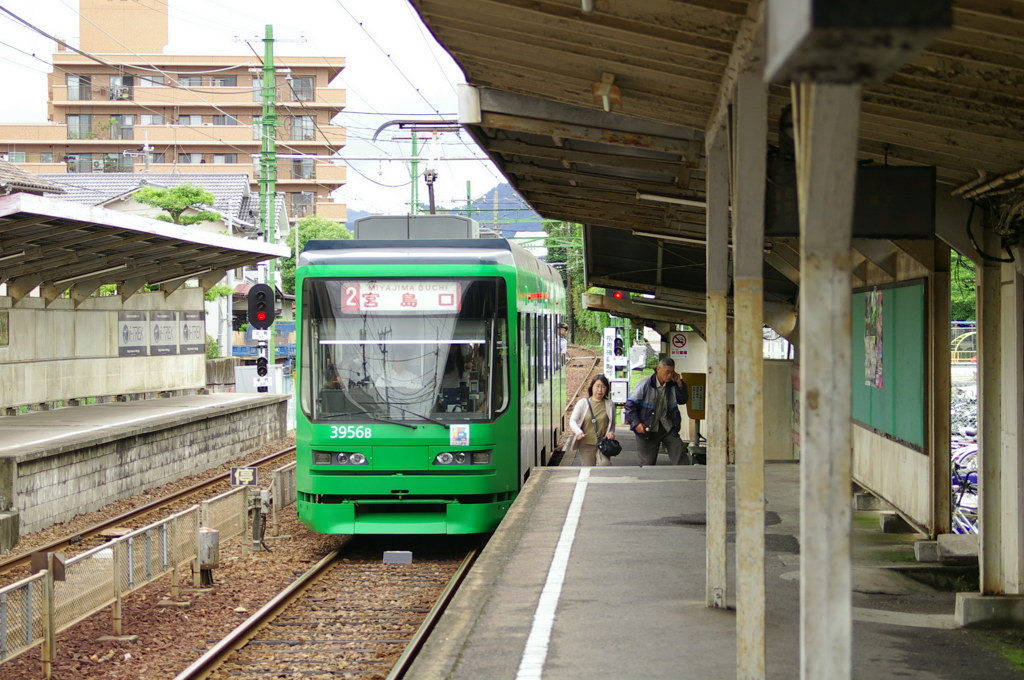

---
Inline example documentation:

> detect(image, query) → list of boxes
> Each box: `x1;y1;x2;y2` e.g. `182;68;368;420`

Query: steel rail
385;547;480;680
173;544;347;680
0;446;296;575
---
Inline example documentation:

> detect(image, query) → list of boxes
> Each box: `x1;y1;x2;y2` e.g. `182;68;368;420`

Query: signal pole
259;24;279;370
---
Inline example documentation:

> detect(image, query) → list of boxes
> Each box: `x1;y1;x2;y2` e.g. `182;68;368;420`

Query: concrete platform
0;393;287;539
408;436;1024;679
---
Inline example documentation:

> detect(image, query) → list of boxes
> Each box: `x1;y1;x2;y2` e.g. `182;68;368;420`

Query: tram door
519;314;535;481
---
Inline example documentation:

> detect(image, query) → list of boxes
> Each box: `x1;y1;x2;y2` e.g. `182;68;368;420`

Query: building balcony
313;201;347;222
52;84;346;110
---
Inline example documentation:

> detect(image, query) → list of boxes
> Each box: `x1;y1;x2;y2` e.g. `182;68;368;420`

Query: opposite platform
408;455;1024;679
0;393;287;538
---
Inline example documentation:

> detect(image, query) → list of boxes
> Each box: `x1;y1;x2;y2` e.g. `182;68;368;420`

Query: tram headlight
337;453;349;465
434;450;491;466
349;453;367;465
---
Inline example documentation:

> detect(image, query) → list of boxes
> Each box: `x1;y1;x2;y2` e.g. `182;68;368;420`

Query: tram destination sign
339;281;462;313
118;311;148;357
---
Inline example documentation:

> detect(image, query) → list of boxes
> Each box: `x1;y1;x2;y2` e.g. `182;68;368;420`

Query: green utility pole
259;24;279;372
409;131;419;215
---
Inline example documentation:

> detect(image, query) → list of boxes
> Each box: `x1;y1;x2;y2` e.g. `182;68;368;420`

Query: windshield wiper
362;401;451;429
317;410;417;430
389;404;451;429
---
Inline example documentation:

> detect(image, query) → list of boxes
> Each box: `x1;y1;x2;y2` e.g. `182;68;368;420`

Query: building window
290;76;314;101
66;153;94;173
178;114;203;126
290;116;315;141
108;75;134;100
213;114;238;126
67;75;92;101
103;153;133;172
67;114;93;139
252;116;263;140
151;152;166;163
138;75;164;87
178;153;203;164
108;114;134;140
289;191;315;218
213;153;237;164
291;158;315;179
39;152;54;163
140;114;164;126
212;76;237;87
178;76;202;87
6;152;25;163
252;78;263;102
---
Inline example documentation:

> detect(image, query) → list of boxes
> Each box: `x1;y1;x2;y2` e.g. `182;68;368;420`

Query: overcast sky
0;0;505;215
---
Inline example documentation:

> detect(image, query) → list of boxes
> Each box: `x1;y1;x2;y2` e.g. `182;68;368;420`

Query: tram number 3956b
330;425;373;439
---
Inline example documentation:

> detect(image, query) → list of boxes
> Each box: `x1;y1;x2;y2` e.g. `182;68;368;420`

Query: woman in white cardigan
569;374;617;467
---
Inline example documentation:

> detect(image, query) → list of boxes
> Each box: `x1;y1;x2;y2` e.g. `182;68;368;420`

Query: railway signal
248;283;274;330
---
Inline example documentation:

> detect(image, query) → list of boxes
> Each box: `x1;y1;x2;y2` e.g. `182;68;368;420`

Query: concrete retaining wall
10;395;288;535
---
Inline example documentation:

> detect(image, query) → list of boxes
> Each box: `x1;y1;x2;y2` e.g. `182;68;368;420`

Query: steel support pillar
929;242;951;536
978;228;1003;593
1000;261;1024;591
732;69;766;680
705;127;730;610
793;82;861;680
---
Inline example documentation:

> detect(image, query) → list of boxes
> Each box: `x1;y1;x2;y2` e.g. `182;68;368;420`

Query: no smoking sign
669;331;689;358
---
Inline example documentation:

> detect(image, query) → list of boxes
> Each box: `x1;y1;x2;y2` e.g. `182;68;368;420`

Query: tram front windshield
302;278;508;422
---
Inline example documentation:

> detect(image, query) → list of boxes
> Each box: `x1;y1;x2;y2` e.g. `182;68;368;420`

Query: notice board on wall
850;282;925;450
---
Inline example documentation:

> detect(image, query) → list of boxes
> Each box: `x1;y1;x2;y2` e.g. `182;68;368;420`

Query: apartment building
0;0;347;224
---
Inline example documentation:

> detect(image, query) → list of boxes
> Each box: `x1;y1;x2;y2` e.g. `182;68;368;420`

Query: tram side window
521;313;533;391
535;314;544;386
492;319;509;413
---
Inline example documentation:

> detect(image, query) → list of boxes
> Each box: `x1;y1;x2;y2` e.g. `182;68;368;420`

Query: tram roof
300;239;562;288
410;0;1018;323
0;192;288;302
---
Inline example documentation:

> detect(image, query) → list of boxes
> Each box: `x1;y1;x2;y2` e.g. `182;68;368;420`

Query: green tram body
295;239;567;535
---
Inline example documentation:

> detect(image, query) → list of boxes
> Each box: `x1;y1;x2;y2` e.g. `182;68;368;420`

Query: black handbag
587;400;622;457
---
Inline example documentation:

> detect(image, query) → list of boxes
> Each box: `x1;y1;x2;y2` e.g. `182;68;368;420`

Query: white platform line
516;467;590;680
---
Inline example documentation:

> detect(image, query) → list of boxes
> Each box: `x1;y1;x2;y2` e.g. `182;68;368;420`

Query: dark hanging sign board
765;161;936;239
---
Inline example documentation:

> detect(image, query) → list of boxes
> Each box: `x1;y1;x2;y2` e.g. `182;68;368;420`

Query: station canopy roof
0;192;288;305
411;0;1024;321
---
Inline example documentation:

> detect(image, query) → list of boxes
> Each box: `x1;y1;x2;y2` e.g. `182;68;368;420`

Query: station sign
230;467;259;487
118;311;148;357
150;311;177;355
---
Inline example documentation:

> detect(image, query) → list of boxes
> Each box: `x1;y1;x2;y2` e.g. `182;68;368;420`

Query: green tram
295;223;566;535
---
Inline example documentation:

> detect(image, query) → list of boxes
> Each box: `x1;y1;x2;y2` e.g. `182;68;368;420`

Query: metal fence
952;369;978;434
271;462;297;535
0;464;300;674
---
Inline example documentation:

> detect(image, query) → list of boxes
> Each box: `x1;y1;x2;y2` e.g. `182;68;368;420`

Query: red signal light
256;311;268;322
612;291;624;299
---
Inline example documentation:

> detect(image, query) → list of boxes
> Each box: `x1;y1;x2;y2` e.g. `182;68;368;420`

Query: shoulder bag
587;399;622;457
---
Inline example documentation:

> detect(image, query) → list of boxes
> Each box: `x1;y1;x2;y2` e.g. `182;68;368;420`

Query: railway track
0;446;296;577
176;537;479;680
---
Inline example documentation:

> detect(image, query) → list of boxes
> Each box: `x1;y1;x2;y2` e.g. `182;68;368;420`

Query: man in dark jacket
624;357;689;466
